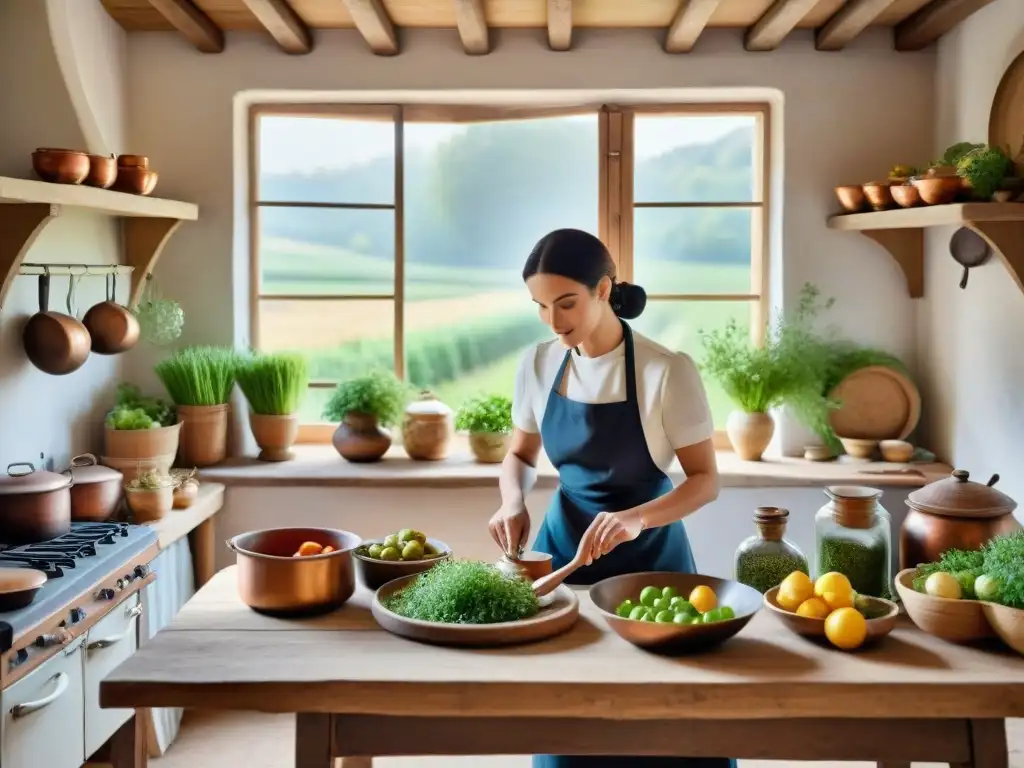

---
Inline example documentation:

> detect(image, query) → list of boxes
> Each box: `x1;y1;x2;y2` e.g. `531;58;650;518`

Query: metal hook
66;273;83;317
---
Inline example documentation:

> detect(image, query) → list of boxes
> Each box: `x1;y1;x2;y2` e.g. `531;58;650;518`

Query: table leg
296;713;333;768
188;516;216;588
109;714;148;768
952;719;1009;768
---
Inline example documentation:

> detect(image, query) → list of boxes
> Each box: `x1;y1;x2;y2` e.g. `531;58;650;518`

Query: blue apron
531;321;735;768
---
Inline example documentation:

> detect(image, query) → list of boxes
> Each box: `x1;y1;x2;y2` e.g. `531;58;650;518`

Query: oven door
0;637;85;768
84;592;142;758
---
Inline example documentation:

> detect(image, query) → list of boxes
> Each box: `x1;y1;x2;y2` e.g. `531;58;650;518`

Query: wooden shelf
827;202;1024;298
0;176;199;311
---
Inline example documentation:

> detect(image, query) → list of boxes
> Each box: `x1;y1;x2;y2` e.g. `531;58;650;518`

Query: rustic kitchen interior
1;0;1024;766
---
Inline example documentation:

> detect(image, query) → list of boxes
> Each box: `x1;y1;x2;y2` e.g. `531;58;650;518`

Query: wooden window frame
248;102;771;449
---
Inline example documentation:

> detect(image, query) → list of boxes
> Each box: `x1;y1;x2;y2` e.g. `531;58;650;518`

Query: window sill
199;441;951;490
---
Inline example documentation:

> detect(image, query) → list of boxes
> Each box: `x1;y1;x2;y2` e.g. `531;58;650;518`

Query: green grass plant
236;353;309;415
154;346;239;407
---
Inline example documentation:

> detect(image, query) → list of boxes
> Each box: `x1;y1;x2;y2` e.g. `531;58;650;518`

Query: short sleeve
512;346;539;433
661;352;714;449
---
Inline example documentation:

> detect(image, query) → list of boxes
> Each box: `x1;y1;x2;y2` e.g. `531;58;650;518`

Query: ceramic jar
814;485;892;598
900;469;1020;571
332;412;391;463
401;392;453;461
725;411;774;461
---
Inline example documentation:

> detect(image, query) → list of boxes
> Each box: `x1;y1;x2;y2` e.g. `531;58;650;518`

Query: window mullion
619;110;635;284
394;106;405;380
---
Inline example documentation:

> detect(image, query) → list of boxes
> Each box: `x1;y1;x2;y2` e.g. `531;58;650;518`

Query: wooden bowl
834;185;866;213
353;537;451;590
911;176;961;205
85;154;117;189
839;436;878;460
981;602;1024;656
763;586;899;642
879;439;914;463
589;572;761;653
32;148;89;184
894;568;994;643
112;166;158;196
890;184;922;208
862;182;894;211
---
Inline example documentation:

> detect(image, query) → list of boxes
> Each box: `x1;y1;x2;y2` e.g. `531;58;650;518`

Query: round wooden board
990;49;1024;174
827;365;921;441
371;573;580;647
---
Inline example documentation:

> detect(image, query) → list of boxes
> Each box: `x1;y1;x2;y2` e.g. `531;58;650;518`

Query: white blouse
512;330;715;472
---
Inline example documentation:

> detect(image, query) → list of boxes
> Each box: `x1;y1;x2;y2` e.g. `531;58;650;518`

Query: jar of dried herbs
734;507;809;593
815;486;892;598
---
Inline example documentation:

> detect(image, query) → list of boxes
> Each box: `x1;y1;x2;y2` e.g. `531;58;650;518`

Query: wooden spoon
532;524;600;598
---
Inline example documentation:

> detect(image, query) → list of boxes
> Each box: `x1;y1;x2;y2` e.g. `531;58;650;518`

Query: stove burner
0;523;131;579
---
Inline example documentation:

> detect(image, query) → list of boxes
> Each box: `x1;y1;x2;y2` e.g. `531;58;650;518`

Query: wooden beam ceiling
454;0;489;55
239;0;313;54
816;0;900;50
745;0;820;51
147;0;224;53
340;0;398;55
664;0;722;53
895;0;995;51
547;0;572;52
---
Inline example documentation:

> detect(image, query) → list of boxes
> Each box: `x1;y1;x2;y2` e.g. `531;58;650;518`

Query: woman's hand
584;509;645;561
488;503;531;557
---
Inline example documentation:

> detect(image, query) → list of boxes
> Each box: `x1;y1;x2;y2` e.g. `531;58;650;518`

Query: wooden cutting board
827;365;921;441
990;49;1024;175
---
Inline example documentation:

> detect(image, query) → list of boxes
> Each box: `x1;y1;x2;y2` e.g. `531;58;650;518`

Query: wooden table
101;566;1024;768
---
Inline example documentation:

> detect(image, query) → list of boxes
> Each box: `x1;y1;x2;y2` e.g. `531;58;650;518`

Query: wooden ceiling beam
744;0;820;51
146;0;224;53
240;0;313;54
816;0;899;50
895;0;995;51
454;0;489;55
340;0;398;55
547;0;572;51
664;0;721;53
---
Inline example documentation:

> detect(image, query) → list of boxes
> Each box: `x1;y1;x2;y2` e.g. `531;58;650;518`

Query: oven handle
87;604;143;651
10;672;69;719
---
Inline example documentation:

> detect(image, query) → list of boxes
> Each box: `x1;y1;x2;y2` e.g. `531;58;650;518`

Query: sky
257;113;752;175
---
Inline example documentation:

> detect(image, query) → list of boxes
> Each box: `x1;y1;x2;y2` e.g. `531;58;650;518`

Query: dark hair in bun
522;228;648;320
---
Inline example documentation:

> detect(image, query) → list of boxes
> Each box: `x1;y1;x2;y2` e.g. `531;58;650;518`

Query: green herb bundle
382;560;539;624
236;353;309;415
154;346;239;407
912;531;1024;608
455;394;513;434
105;383;176;429
322;370;407;425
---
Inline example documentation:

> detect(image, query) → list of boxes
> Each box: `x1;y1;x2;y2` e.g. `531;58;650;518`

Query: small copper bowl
862;182;895;211
890;184;922;208
32;148;89;184
85;155;117;189
112;166;158;196
117;154;149;169
834;185;866;213
911;176;961;205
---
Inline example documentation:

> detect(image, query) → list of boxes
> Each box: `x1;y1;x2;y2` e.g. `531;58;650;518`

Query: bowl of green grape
353;529;451;590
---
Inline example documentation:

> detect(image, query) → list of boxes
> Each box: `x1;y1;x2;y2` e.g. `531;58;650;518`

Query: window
250;103;769;445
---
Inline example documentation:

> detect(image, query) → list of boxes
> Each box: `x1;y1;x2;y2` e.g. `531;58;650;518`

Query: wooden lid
828;365;921;441
907;469;1017;518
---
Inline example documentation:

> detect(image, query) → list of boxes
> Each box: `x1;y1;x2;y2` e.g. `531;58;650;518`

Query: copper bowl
862;182;894;211
353;536;451;590
763;586;899;642
834;185;867;213
85;155;117;189
117;154;149;169
112;166;158;196
890;184;922;208
32;148;89;184
912;176;961;205
227;527;362;616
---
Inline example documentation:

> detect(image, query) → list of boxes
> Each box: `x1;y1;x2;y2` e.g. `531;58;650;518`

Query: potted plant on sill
155;346;239;468
235;352;309;462
124;468;176;523
323;370;408;463
102;383;179;482
455;394;513;464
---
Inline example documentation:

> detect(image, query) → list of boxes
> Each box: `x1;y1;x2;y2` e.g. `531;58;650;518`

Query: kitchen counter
101;566;1021;767
143;482;224;589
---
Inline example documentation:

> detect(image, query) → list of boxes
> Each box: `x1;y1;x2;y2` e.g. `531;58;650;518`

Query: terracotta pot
104;422;181;461
66;453;123;522
899;469;1021;571
125;486;173;523
249;412;299;462
332;413;391;463
469;431;511;464
177;404;229;467
862;181;894;211
725;410;774;461
401;391;453;461
912;176;962;205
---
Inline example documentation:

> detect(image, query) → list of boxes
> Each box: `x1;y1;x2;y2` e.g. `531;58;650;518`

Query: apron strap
622;321;638;404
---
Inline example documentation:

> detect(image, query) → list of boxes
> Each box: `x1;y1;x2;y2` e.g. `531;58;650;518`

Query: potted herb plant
154;346;239;467
455;394;513;464
235;352;309;462
323;370;408;463
124;468;176;523
102;384;179;481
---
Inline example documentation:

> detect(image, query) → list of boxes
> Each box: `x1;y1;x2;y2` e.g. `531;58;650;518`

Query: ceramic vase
249;413;299;462
469;431;511;464
332;412;392;463
726;410;774;461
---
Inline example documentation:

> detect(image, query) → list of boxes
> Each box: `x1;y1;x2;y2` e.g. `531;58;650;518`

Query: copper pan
22;273;91;375
83;274;140;354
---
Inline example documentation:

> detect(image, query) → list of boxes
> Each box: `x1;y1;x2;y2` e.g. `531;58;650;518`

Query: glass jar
734;507;808;594
814;486;892;598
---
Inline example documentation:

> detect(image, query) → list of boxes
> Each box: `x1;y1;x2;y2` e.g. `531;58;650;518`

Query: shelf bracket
122;217;184;308
859;228;924;298
0;204;60;311
966;220;1024;296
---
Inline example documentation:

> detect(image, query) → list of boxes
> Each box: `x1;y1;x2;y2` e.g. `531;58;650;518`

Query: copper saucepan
83;274;140;354
22;273;91;375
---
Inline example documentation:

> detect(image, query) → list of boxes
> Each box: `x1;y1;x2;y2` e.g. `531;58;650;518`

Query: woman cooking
488;228;732;768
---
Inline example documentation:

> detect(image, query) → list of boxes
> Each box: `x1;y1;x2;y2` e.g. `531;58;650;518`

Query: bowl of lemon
590;572;762;652
764;571;899;650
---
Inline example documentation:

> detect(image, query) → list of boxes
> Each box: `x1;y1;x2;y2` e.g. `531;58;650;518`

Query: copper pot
82;274;140;354
900;469;1021;570
0;463;73;544
226;527;362;616
66;453;123;522
23;274;91;375
85;154;117;188
32;148;89;184
112;166;158;196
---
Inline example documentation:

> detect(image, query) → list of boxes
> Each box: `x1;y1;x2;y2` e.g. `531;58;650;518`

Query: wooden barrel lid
827;365;921;441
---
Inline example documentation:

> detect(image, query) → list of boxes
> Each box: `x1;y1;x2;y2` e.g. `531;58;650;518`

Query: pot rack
18;263;134;276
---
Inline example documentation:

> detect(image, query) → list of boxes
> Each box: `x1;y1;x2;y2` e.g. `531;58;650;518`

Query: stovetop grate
0;522;131;579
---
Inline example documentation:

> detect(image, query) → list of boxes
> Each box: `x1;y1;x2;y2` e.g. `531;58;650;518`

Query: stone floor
119;710;1023;767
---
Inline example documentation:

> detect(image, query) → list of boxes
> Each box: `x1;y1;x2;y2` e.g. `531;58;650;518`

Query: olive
379;546;401;561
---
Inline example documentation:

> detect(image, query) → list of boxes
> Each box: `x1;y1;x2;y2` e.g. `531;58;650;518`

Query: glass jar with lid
734;507;809;594
815;485;892;598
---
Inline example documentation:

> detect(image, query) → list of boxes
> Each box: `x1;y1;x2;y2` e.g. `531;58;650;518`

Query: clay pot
177;404;229;467
112;166;158;196
890;184;922;208
469;432;511;464
862;181;894;211
834;185;866;213
85;155;117;188
249;413;299;462
125;486;173;523
332;413;391;463
726;411;774;461
899;469;1021;571
401;392;453;461
912;176;962;205
31;148;89;184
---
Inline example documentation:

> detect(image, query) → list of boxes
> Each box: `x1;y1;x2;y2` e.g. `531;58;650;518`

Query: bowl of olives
353;529;452;590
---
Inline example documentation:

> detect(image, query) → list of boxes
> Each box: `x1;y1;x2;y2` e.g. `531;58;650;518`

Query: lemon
814;572;853;598
796;597;830;619
821;590;855;611
824;607;868;650
924;572;962;600
688;585;717;614
776;571;814;612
